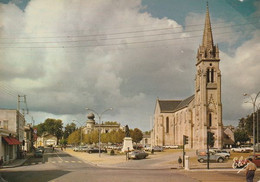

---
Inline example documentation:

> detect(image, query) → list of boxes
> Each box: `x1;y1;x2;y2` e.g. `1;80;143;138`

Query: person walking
245;158;257;182
178;156;182;168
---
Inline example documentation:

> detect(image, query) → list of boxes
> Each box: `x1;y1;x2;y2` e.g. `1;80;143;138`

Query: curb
2;155;32;168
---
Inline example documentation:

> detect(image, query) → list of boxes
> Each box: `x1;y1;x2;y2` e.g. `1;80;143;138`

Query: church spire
196;3;219;63
202;3;214;49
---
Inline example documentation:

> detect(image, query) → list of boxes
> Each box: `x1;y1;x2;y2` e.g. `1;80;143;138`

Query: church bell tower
195;4;223;149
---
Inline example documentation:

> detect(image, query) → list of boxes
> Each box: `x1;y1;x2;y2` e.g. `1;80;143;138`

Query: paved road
0;148;198;182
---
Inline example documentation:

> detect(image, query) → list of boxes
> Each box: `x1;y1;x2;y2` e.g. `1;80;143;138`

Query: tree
234;129;250;144
34;123;45;137
207;132;215;148
144;131;151;135
63;123;76;139
35;118;64;140
67;130;81;145
60;138;67;146
130;128;143;145
115;129;125;143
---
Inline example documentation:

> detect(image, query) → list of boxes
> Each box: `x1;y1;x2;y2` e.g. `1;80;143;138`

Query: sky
0;0;259;131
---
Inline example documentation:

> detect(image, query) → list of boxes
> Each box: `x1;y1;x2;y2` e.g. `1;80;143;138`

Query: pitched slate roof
158;100;182;113
158;95;195;113
174;95;195;112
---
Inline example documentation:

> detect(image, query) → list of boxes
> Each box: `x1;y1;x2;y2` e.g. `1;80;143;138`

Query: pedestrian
245;158;257;182
178;156;182;168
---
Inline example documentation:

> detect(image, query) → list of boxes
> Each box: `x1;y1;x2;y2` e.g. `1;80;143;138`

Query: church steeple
197;4;219;63
202;4;214;49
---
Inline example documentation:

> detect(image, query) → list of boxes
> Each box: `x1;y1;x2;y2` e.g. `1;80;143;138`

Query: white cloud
0;0;259;130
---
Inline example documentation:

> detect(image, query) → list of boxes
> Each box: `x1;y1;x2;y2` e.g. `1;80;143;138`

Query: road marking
65;161;69;163
55;151;63;162
78;161;82;163
71;161;76;163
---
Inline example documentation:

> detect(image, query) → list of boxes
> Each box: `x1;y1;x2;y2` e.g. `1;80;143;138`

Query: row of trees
67;128;143;146
34;118;144;146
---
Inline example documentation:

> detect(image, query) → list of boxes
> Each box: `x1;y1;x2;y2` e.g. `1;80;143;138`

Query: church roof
158;100;182;113
158;95;194;113
174;95;195;112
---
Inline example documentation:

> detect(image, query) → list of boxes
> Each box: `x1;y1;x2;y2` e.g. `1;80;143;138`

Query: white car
231;147;252;153
163;145;178;149
214;150;230;159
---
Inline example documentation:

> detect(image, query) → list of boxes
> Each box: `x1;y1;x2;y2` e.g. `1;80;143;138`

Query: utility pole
17;95;29;115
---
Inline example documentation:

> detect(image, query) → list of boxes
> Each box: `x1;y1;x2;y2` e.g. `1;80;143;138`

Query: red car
247;154;260;167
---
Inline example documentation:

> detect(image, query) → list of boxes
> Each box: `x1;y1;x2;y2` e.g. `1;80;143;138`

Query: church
151;6;223;149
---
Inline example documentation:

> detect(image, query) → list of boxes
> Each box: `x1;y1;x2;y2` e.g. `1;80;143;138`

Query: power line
0;20;258;45
0;30;247;49
0;16;258;40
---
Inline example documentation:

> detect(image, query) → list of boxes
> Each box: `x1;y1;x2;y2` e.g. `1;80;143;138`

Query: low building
140;134;151;147
0;109;25;164
36;133;57;147
223;125;235;148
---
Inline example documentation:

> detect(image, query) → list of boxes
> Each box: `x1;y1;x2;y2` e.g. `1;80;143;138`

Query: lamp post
244;91;260;155
256;103;260;144
73;120;83;146
85;107;113;157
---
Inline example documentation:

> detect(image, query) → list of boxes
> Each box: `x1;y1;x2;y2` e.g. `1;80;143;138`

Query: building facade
24;124;34;152
151;6;223;150
83;113;122;134
0;109;25;163
36;133;58;147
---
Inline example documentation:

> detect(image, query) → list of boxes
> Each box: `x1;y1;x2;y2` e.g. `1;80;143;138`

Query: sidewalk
63;148;238;170
1;153;33;168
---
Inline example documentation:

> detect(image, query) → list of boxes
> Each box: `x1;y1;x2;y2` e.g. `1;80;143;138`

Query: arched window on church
211;68;214;83
209;113;212;127
207;68;210;83
166;117;169;133
207;68;215;83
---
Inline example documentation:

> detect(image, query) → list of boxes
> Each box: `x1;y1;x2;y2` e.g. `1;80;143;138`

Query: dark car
86;148;107;154
128;150;149;159
34;149;43;158
37;146;45;153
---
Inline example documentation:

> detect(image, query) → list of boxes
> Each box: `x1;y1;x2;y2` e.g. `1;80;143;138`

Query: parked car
163;145;178;149
152;146;164;152
73;146;88;152
34;149;43;158
128;150;149;159
210;149;230;159
37;146;45;153
248;154;260;167
197;151;225;163
86;148;107;154
231;146;253;153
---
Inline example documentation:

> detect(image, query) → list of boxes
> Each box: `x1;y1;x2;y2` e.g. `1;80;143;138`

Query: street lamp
243;91;260;155
256;103;260;144
73;120;84;146
85;107;113;157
